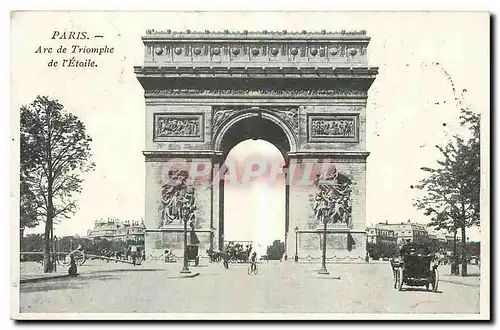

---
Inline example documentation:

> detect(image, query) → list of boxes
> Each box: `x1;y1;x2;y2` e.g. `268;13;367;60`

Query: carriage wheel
74;251;86;266
397;267;404;291
431;268;439;292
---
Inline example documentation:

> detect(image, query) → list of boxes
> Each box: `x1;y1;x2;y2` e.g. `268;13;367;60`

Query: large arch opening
223;140;285;256
217;113;292;258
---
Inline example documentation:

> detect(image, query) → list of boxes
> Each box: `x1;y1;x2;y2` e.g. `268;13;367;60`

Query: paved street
19;261;480;314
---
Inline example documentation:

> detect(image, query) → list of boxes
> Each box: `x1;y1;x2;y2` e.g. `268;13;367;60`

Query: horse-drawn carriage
206;241;253;267
391;242;439;292
63;249;86;266
225;241;252;263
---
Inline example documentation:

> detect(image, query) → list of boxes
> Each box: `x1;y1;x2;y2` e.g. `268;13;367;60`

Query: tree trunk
451;229;459;275
43;219;53;273
461;225;467;277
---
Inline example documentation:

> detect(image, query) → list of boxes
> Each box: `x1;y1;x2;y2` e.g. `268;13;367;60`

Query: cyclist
250;252;257;272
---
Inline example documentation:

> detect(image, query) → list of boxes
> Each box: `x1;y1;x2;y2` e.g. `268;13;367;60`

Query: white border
4;3;496;326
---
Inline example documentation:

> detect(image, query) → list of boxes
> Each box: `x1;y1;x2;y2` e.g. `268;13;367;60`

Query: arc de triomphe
134;30;378;260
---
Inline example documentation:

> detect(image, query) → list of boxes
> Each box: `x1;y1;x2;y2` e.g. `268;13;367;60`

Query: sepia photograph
10;11;490;320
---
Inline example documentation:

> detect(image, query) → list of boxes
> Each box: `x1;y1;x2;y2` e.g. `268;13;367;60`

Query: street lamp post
180;206;191;274
318;216;329;275
294;226;299;262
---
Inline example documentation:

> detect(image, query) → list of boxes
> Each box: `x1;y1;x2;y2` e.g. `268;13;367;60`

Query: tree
20;96;95;273
366;241;398;259
413;69;480;276
20;178;41;230
266;240;285;260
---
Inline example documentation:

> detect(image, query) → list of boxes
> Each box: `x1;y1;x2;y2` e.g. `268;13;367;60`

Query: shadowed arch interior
217;114;292;251
219;115;291;162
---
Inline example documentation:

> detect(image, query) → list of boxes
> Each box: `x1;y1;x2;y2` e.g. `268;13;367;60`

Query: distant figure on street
131;251;137;266
250;252;257;272
68;254;78;277
142;250;146;261
222;250;230;269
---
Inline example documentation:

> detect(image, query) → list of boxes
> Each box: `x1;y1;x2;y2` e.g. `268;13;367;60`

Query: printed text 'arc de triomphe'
134;30;378;260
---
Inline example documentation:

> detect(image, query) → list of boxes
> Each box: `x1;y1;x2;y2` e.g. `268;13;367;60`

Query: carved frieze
145;88;367;98
153;113;204;142
307;114;359;143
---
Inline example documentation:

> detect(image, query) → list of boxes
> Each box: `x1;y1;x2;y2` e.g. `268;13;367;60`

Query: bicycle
247;262;258;275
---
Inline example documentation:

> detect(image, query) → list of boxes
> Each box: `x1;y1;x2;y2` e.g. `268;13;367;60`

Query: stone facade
88;218;145;242
135;30;378;260
376;221;430;244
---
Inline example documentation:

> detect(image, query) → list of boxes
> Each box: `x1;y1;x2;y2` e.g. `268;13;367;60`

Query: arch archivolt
212;106;299;153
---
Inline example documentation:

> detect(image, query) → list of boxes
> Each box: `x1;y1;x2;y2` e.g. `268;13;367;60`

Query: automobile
391;242;439;292
382;256;390;261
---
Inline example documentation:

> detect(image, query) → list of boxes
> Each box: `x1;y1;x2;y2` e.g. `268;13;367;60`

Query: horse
207;249;223;263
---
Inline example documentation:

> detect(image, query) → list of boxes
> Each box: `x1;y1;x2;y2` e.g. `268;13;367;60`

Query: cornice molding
143;88;368;99
135;66;378;80
288;151;370;160
143;150;222;162
143;29;369;41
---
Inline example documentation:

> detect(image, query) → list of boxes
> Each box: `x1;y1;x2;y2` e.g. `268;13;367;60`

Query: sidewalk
19;260;169;284
440;275;480;287
439;265;481;287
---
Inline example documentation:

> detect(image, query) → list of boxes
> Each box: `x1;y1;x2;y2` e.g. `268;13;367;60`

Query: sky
11;12;489;243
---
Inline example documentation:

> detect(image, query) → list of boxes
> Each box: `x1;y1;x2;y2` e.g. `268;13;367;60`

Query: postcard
11;11;490;320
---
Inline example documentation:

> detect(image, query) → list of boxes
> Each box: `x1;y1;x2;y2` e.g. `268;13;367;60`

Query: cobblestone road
19;261;480;314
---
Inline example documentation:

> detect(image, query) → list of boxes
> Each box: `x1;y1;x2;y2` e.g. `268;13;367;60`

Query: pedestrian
131;251;137;266
68;254;78;277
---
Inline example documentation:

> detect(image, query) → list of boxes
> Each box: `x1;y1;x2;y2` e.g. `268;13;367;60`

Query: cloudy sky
11;12;489;246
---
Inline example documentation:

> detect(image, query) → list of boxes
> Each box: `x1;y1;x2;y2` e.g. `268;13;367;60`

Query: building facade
88;218;145;242
376;220;429;244
134;29;378;260
366;226;397;245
